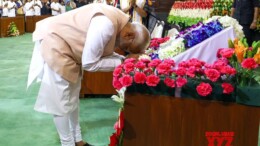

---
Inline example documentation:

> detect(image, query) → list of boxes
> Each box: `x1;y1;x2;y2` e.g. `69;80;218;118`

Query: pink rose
123;62;135;74
176;77;187;87
223;66;236;75
156;62;172;75
205;69;220;82
178;61;189;68
188;58;205;68
219;48;235;58
241;58;258;70
146;75;160;86
148;59;162;68
176;67;186;76
140;58;151;64
119;75;133;87
124;58;136;63
135;61;146;70
134;72;146;84
113;67;122;77
221;83;234;94
164;77;175;88
163;59;175;66
113;78;123;90
196;82;212;96
186;66;196;78
144;68;153;75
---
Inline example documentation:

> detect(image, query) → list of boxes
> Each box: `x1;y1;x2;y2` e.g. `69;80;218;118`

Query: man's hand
250;21;257;29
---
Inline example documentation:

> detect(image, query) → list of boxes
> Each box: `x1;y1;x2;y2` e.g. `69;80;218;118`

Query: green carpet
0;34;119;146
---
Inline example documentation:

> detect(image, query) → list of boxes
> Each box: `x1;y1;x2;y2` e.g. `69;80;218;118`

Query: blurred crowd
0;0;133;17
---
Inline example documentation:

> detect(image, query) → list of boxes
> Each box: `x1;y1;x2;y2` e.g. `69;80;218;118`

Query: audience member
65;0;76;11
76;0;85;8
7;0;16;17
41;0;51;15
231;0;259;45
119;0;147;23
60;0;65;13
1;0;8;17
51;0;61;15
24;0;34;16
33;0;42;15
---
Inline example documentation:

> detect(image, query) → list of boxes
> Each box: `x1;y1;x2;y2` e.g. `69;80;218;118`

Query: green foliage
7;22;20;37
167;15;203;30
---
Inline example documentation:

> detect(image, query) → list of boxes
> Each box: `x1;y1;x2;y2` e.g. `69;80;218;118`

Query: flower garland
7;22;20;37
210;0;233;16
207;15;245;39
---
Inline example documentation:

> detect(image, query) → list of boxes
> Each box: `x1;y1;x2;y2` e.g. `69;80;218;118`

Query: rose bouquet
218;38;260;87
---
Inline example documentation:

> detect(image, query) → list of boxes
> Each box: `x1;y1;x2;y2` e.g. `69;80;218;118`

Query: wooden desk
0;16;25;37
25;15;51;32
80;48;125;96
123;93;260;146
80;71;116;95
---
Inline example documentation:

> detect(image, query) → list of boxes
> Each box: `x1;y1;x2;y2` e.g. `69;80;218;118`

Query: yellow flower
234;41;247;63
253;48;260;64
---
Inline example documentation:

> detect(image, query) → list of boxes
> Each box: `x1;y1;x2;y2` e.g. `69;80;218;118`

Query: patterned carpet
0;33;118;146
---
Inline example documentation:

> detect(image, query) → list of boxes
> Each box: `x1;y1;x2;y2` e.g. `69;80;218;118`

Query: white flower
158;38;185;59
139;54;151;60
210;15;245;39
111;87;126;105
170;8;212;19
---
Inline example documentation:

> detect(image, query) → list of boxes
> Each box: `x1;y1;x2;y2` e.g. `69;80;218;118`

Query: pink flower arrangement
109;109;124;146
113;57;237;97
218;39;260;86
149;37;170;49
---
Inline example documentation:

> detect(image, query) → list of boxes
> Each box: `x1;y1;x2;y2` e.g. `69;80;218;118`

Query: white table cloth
173;27;236;64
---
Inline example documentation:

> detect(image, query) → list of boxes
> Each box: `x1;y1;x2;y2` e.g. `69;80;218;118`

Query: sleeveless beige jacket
33;4;129;83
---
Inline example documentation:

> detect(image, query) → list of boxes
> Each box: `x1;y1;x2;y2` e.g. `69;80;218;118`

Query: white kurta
120;0;145;23
29;15;123;116
33;0;42;16
132;0;146;23
2;1;8;16
7;1;16;17
51;2;61;16
24;1;34;16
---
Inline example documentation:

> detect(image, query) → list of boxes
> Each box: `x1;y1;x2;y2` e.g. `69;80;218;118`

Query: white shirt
33;0;42;16
60;5;65;14
2;1;8;16
51;2;61;16
24;1;34;16
82;15;124;71
7;1;16;17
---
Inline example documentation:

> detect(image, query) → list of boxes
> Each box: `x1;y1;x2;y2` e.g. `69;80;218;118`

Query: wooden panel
123;93;260;146
0;16;25;37
80;71;116;95
25;16;34;32
26;15;51;33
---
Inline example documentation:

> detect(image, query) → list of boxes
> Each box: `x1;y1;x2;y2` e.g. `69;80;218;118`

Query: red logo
205;131;234;146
